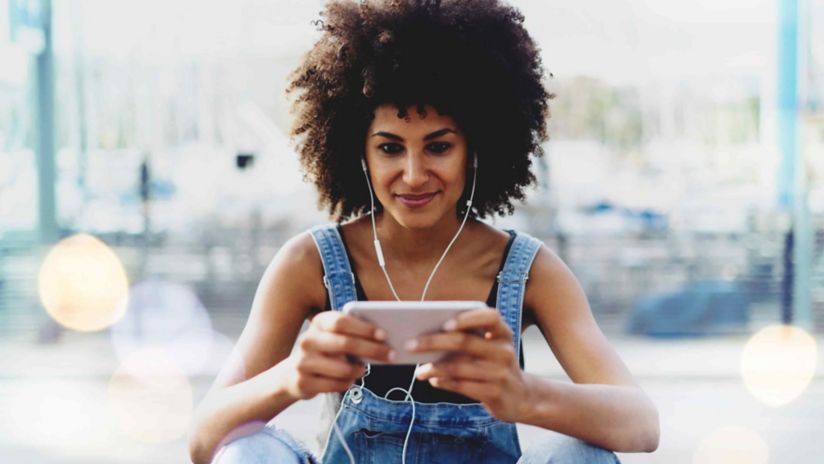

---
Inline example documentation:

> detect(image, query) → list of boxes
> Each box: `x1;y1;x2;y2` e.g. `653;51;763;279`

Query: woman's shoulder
478;225;564;294
470;220;515;249
259;229;327;314
520;232;583;313
277;229;323;264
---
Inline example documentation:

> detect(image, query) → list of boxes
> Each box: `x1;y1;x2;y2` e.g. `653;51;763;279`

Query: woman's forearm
517;373;659;453
188;362;298;464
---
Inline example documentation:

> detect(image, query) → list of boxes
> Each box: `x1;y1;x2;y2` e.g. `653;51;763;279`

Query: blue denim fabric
211;424;319;464
321;386;521;463
310;225;358;310
211;421;621;464
517;430;621;464
310;224;541;463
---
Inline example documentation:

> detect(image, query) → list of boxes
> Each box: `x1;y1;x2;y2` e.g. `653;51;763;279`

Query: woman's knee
211;425;312;464
519;431;621;464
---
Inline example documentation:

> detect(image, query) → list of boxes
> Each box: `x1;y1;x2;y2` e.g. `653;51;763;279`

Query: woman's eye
427;142;451;154
378;143;404;155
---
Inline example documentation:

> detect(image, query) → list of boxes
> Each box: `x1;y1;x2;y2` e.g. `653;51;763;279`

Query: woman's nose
402;153;428;188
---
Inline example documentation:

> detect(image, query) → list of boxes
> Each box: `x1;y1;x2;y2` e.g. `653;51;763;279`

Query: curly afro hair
287;0;552;221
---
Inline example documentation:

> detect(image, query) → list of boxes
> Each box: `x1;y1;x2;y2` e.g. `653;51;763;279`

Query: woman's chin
388;208;458;231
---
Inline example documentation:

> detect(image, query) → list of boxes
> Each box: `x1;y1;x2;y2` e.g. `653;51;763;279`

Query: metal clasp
349;387;364;404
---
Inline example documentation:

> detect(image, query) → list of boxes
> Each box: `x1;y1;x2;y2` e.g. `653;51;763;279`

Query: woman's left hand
409;307;531;423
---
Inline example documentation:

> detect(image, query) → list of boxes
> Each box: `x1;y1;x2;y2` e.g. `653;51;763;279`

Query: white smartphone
342;300;487;365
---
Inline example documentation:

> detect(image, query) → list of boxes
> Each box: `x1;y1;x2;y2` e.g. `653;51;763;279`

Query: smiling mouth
396;192;438;207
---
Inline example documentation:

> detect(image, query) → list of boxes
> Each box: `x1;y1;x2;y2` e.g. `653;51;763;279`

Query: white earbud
359;158;389;272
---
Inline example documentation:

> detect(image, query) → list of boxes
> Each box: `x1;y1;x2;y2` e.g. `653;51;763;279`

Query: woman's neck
374;211;469;265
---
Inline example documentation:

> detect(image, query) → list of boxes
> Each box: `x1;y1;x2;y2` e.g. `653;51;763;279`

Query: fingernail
442;319;457;331
375;329;387;341
387;350;396;361
404;339;418;351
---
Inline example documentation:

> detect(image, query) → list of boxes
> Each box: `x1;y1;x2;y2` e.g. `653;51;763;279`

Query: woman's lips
396;192;437;208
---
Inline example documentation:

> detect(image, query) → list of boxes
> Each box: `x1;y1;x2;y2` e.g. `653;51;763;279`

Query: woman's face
364;104;470;230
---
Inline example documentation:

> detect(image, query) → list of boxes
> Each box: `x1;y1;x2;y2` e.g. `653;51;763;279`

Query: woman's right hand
282;310;395;400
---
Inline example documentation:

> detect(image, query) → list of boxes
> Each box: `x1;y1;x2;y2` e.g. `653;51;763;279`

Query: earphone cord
331;155;478;464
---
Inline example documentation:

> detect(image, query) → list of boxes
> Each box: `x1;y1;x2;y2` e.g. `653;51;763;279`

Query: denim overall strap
309;224;358;311
496;230;542;360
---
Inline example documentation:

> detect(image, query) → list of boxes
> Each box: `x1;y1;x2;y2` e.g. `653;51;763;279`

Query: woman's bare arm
518;245;660;452
188;232;326;464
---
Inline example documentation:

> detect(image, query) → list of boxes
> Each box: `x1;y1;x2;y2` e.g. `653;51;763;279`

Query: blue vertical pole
776;0;797;211
792;0;813;330
777;0;812;329
34;0;57;244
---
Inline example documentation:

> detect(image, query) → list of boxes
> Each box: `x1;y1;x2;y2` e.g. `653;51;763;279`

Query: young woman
188;1;659;463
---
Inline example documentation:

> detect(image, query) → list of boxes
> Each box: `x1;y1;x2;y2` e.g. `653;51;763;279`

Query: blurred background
1;0;823;462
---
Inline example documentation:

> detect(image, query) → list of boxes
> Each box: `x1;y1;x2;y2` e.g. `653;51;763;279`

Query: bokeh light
111;280;214;376
37;233;130;331
107;348;193;444
693;426;769;464
3;380;109;453
740;324;817;407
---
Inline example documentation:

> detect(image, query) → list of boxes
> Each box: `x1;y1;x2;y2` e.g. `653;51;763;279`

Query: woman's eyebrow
370;128;457;141
423;128;457;140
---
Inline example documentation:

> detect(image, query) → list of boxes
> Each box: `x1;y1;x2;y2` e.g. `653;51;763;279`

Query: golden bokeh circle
740;324;817;407
37;233;129;331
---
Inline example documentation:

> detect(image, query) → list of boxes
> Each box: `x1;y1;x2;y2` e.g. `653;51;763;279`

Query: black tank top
325;226;524;404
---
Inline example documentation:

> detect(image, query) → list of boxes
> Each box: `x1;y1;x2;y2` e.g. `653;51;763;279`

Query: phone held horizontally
342;300;486;365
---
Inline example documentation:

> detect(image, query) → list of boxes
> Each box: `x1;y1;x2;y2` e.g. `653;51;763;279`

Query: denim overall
309;224;542;464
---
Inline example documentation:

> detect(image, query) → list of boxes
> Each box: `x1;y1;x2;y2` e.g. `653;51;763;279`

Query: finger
299;354;368;381
409;332;514;362
303;330;395;362
312;311;387;341
428;377;499;403
442;308;513;341
415;359;506;383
